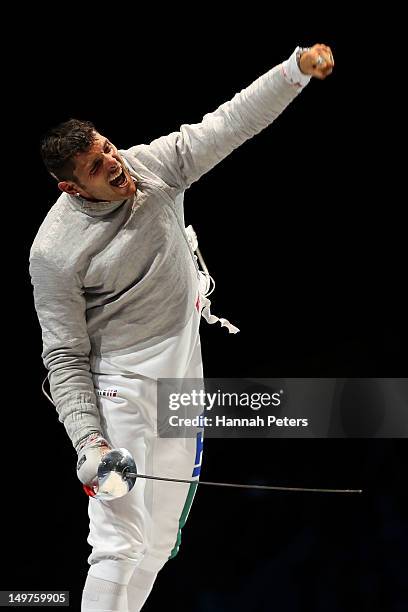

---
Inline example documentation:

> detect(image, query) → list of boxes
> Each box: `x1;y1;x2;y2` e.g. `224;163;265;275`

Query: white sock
81;575;128;611
127;568;157;612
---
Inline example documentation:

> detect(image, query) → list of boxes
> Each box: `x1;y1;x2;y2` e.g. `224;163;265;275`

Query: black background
4;5;407;612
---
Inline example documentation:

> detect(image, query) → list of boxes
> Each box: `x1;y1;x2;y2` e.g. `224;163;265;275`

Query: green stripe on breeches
169;482;198;559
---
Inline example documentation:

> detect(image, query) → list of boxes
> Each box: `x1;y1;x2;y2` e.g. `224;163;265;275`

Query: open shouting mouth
109;166;128;188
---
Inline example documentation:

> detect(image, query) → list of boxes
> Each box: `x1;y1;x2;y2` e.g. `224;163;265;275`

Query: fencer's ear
58;181;79;195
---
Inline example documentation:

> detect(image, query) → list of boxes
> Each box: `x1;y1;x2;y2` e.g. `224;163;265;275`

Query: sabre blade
124;471;362;494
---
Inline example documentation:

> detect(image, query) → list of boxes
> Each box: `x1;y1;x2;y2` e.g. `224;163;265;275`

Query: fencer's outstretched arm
127;44;333;192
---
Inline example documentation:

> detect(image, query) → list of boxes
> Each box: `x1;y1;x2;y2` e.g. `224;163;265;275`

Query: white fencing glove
76;433;111;487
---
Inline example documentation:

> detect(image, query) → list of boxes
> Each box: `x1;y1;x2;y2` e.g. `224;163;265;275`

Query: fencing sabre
83;448;363;501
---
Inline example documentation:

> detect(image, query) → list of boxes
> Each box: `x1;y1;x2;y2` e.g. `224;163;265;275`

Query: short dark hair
40;118;97;182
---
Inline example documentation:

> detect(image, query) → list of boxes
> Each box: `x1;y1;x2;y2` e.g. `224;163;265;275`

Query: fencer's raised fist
299;44;334;79
76;433;111;486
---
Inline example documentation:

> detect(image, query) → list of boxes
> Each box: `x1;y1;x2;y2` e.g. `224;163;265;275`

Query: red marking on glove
83;484;97;497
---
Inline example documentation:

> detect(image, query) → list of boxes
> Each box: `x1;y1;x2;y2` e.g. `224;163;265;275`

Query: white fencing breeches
82;307;204;611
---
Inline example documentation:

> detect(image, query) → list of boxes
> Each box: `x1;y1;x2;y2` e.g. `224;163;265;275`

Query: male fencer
30;44;334;611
